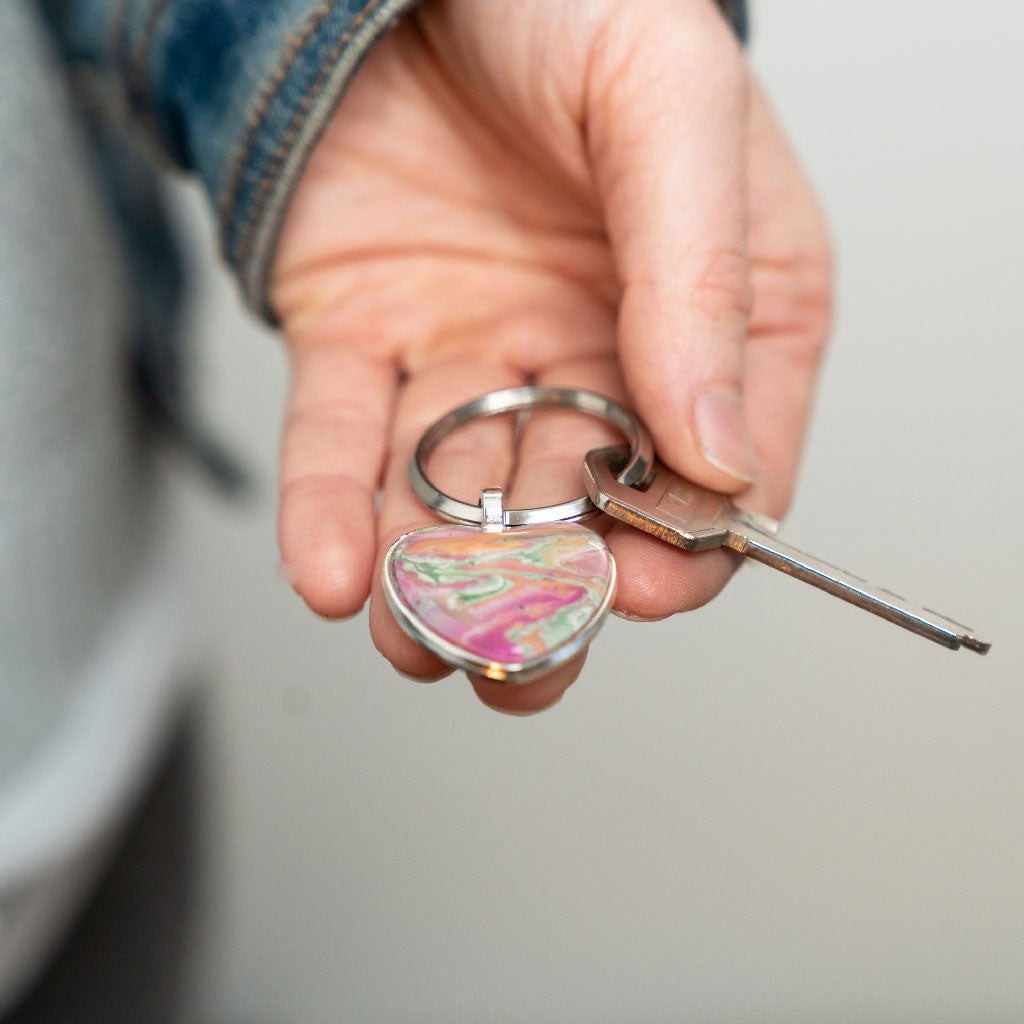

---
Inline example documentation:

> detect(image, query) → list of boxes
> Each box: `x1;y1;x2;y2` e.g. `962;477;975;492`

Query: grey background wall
170;3;1023;1021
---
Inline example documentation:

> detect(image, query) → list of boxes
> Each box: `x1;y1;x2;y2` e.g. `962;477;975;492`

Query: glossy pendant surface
383;523;616;683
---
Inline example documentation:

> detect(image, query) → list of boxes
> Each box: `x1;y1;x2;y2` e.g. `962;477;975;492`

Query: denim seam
241;0;420;315
129;0;173;107
231;0;385;270
216;0;337;240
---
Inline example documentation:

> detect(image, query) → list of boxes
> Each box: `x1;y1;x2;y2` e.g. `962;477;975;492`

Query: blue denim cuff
191;0;422;315
44;0;420;317
143;0;421;316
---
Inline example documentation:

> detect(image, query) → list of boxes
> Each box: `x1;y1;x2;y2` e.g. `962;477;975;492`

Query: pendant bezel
382;522;617;684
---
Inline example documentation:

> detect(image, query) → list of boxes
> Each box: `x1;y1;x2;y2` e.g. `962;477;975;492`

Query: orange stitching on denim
217;0;335;233
129;0;173;104
232;0;386;269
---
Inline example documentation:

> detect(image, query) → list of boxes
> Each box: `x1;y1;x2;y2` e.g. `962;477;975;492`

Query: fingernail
477;694;563;717
694;390;758;483
397;668;450;683
611;608;665;623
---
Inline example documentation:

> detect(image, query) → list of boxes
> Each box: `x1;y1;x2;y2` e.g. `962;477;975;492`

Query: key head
583;446;736;551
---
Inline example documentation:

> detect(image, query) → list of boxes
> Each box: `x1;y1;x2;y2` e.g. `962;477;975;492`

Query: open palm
271;0;830;713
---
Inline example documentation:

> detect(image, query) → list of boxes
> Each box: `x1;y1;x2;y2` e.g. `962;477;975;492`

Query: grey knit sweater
0;2;185;1007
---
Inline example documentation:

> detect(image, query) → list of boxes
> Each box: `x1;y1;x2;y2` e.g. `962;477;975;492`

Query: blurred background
80;2;1022;1021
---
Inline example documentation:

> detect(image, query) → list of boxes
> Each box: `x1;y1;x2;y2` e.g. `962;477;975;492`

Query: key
583;446;991;655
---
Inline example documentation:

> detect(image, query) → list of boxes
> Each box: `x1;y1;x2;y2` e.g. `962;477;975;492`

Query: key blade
729;523;991;655
583;446;741;550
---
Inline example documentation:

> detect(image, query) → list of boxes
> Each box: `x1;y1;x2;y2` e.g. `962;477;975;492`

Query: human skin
271;0;832;714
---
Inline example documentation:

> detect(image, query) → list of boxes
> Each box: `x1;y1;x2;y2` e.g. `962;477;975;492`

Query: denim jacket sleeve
42;0;746;320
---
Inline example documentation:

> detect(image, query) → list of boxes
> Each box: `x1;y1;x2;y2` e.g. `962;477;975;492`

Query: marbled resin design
385;523;615;676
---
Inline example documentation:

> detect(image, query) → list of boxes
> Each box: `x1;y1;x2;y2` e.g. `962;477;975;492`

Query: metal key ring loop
410;386;653;527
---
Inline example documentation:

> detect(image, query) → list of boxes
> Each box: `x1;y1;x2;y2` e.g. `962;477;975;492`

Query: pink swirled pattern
387;524;614;666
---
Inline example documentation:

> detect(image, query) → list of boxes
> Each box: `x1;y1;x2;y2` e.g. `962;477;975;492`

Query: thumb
587;1;756;491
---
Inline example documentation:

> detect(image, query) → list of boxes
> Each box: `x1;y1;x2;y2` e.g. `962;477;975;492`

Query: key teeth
961;634;992;655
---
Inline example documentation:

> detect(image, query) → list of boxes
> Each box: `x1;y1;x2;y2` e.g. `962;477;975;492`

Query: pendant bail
480;487;505;532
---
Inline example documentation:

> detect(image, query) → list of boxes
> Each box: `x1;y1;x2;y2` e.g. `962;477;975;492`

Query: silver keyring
409;386;653;526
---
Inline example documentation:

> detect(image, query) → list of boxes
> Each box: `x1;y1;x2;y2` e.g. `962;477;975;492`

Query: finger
586;1;757;492
278;343;396;618
607;524;738;621
369;360;523;680
741;82;832;519
376;360;524;541
469;652;587;716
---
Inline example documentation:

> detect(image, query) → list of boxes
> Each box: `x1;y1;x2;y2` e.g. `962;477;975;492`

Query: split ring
409;386;653;527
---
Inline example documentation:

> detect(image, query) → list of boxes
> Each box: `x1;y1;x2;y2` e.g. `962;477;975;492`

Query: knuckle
795;200;835;329
787;246;834;363
802;256;834;335
690;246;754;324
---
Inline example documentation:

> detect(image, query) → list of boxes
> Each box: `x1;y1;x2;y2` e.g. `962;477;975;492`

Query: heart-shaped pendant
389;386;651;685
383;523;616;683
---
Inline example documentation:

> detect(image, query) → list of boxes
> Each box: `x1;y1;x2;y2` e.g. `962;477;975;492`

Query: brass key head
583;446;736;551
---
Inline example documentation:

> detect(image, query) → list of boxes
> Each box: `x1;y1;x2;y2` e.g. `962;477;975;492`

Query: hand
271;0;831;714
